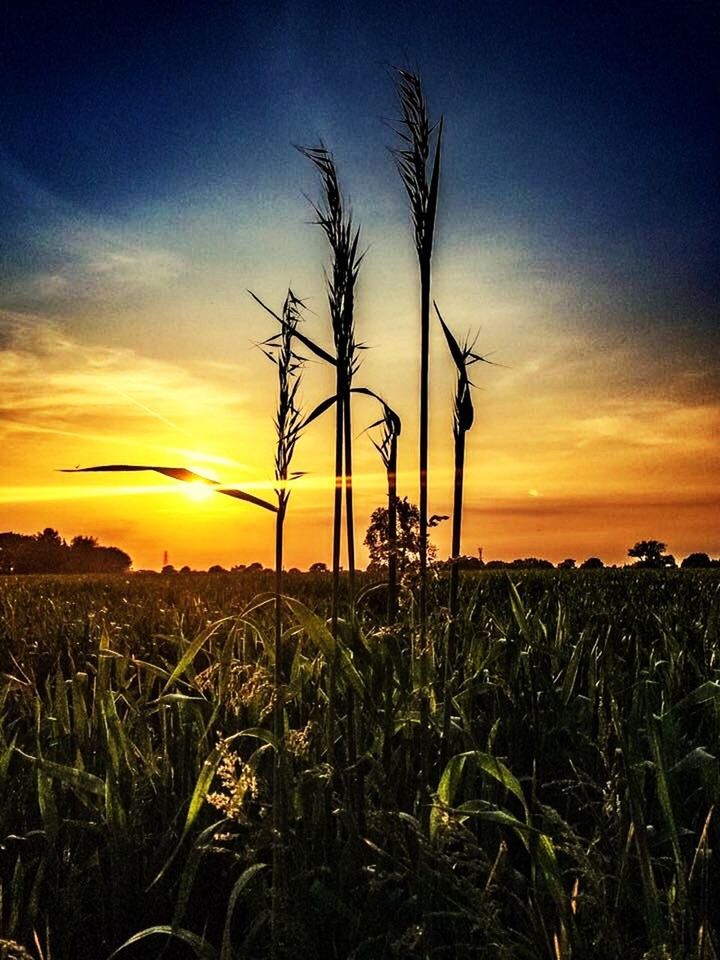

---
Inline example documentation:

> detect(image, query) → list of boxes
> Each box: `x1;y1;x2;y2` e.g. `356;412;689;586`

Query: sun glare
183;480;216;502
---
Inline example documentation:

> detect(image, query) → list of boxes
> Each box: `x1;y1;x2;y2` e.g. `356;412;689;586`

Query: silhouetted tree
681;552;712;568
34;528;66;571
364;498;443;572
309;562;329;573
628;539;674;568
38;527;63;545
71;535;97;550
92;546;131;573
509;557;554;569
0;530;129;573
443;554;484;570
558;558;576;569
581;557;604;569
0;533;27;573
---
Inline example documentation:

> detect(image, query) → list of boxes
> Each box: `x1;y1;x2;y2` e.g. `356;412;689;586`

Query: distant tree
161;564;176;575
309;562;329;573
0;530;130;573
509;557;554;569
33;527;66;572
37;527;64;546
288;567;301;575
454;554;484;570
364;498;442;572
628;539;674;568
581;557;604;569
231;564;247;572
67;535;97;572
0;532;26;573
246;562;264;573
208;564;226;573
180;565;192;574
558;558;576;570
485;559;506;569
90;546;131;573
71;535;98;551
681;552;712;569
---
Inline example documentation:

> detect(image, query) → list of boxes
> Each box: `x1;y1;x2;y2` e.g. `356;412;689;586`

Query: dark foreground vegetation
1;569;719;959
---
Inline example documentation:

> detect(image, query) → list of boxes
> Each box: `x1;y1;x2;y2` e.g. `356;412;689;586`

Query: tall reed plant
297;145;363;610
434;303;490;635
366;398;402;622
393;69;443;645
434;303;490;764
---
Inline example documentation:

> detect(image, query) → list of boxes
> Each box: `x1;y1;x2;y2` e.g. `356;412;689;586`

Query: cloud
1;155;186;312
0;313;251;464
4;229;185;311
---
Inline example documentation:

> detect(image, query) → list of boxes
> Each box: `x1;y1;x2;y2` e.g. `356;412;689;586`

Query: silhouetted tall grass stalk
258;292;304;745
252;288;307;958
298;145;362;601
435;302;489;764
298;145;362;765
393;69;442;648
367;399;401;622
435;303;488;632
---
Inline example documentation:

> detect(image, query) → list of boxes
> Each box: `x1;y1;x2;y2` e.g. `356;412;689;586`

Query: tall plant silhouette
366;398;402;622
434;302;490;629
435;302;491;765
252;289;306;744
251;289;306;953
297;144;363;612
393;69;443;645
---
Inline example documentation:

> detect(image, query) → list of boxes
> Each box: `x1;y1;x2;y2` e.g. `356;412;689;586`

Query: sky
1;0;718;570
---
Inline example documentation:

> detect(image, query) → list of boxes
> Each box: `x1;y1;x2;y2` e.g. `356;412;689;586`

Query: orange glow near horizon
2;284;719;572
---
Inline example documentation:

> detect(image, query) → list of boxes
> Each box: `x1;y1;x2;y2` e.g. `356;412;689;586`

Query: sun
183;481;215;502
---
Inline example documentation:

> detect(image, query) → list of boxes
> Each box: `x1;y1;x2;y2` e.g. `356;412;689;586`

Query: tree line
4;520;717;575
0;529;131;574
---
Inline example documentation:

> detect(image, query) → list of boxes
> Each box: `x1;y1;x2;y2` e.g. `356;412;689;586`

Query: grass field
1;569;719;959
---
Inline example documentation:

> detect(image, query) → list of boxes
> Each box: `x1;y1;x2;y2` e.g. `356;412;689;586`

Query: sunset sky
1;0;718;570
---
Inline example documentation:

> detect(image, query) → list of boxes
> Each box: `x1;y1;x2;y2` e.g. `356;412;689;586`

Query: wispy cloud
4;229;185;311
1;154;187;312
0;314;250;466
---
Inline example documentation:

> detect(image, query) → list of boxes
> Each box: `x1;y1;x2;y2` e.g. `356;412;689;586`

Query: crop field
1;569;719;959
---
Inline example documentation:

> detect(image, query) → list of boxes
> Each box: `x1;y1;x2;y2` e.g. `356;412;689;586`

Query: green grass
1;568;719;959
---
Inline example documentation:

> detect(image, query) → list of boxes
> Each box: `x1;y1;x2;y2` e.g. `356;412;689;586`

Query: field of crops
1;569;719;960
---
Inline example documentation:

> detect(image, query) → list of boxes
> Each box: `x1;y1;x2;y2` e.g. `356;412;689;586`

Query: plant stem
419;258;431;648
272;497;286;959
343;386;356;600
387;446;398;625
274;500;286;770
449;428;465;636
441;429;465;768
328;380;344;764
